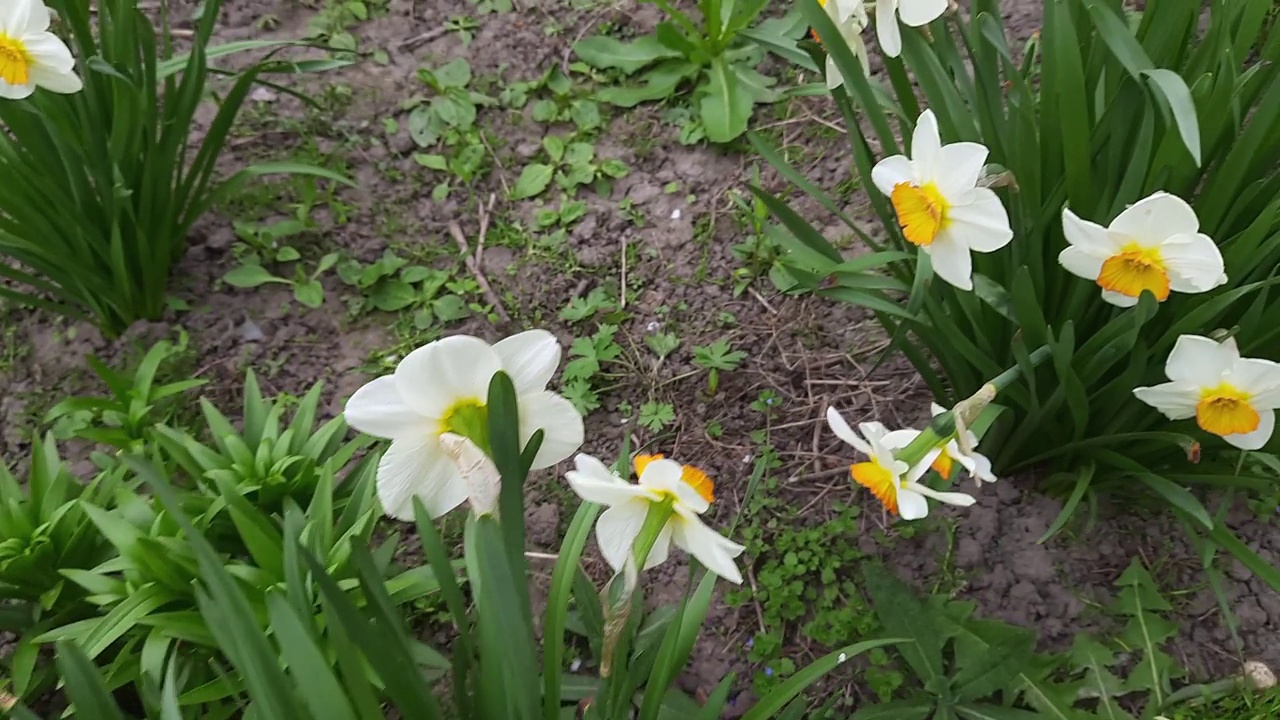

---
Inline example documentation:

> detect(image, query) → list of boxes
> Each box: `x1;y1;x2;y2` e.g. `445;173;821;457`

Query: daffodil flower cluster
825;401;994;521
345;330;747;585
810;0;953;86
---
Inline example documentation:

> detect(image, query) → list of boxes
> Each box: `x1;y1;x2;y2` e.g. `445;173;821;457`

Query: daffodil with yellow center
1134;335;1280;450
826;408;976;520
0;0;83;100
871;109;1014;291
344;331;584;520
565;453;744;584
1058;192;1226;307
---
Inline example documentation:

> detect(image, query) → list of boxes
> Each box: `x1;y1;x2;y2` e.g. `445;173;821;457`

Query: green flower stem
632;498;676;569
897;345;1053;464
990;346;1052;392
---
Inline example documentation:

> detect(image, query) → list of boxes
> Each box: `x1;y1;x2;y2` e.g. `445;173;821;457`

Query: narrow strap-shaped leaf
544;502;601;720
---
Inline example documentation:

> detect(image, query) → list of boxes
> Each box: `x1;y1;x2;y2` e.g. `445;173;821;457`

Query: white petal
565;465;650;507
519;391;584;469
896;487;929;520
344;375;428;440
880;428;921;451
930;402;946;416
23;33;76;73
1227;358;1280;408
671;512;744;584
827;407;870;453
910;110;943;180
1100;289;1139;307
2;0;46;35
493;330;561;395
0;81;34;99
1058;246;1105;282
1062;207;1116;253
376;438;468;521
1165;335;1237;386
1109;191;1200;244
898;0;948;27
28;64;82;94
875;0;902;57
825;55;844;90
1224;410;1275;451
871;154;916;197
1132;382;1199;419
857;421;891;446
933;142;988;198
907;482;976;507
905;448;942;483
967;451;997;483
637;458;708;514
925;237;974;290
1161;234;1226;294
572;453;619;481
394;335;501;419
595;501;649;573
943;188;1013;252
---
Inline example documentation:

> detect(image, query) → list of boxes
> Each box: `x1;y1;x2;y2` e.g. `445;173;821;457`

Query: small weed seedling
573;4;808;142
223;251;340;309
693;338;747;395
560;323;625;414
510;135;628;200
645;332;680;361
637;401;676;433
407;58;496;200
336;250;473;330
559;288;618;324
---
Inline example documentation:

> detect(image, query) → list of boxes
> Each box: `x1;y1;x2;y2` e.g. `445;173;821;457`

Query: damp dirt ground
3;0;1277;713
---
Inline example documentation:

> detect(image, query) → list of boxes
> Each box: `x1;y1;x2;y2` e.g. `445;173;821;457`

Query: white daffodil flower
565;453;745;584
871;109;1013;291
928;403;996;485
875;0;948;58
1133;335;1280;450
826;408;975;520
1058;192;1226;307
344;331;584;520
0;0;83;99
815;0;870;89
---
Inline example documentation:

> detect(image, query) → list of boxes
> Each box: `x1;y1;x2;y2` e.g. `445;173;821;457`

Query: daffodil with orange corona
1134;334;1280;450
871;109;1014;291
565;453;744;584
1058;192;1226;307
826;407;977;520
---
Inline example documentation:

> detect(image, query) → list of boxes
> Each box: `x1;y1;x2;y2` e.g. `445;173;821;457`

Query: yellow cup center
438;399;489;452
1096;243;1170;301
0;35;31;86
1195;384;1259;437
890;182;949;246
851;461;899;515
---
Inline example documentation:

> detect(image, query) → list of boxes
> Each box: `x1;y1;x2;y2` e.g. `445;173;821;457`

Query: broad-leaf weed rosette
751;0;1280;585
